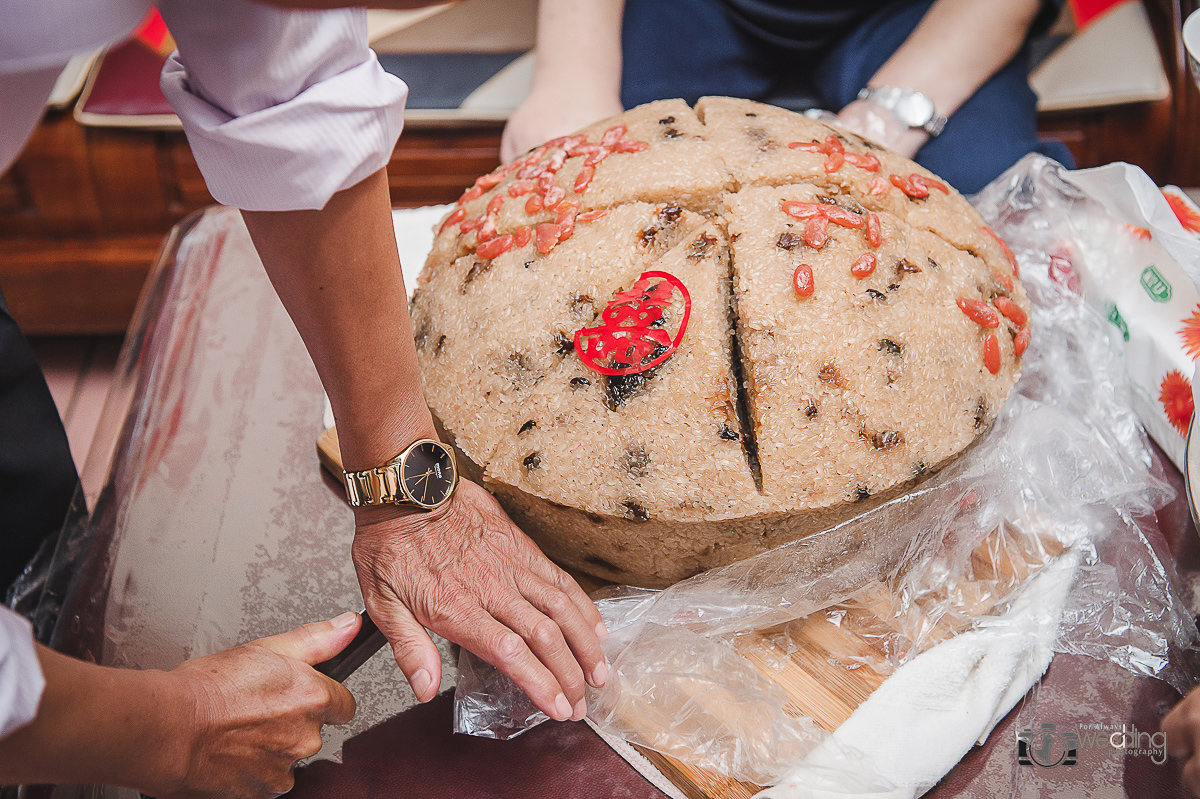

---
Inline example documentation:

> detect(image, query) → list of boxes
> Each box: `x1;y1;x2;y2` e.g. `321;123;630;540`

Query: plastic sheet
454;155;1200;787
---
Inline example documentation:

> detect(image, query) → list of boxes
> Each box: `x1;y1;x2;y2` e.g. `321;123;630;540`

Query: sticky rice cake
412;97;1029;587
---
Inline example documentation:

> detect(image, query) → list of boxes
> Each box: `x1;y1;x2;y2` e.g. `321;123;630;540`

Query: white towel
758;550;1080;799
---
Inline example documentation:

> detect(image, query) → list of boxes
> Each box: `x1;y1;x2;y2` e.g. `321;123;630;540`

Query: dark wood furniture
2;0;1198;336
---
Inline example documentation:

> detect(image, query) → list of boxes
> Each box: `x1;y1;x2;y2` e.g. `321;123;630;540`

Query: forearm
531;0;624;102
0;645;181;790
242;168;435;471
867;0;1041;118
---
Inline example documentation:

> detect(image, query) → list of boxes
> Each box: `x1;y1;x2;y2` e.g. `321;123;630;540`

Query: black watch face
401;441;457;508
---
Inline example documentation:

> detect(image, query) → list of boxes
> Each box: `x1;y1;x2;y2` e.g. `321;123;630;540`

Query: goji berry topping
535;223;562;254
512;226;532;248
1013;327;1031;357
578;210;609;223
574;166;595;194
782;201;825;220
983;333;1001;375
982;226;1019;275
804;216;829;249
850;253;876;279
956;298;1000;329
868;176;890;196
475;216;498;243
459;184;484;204
822;206;864;229
486;194;505;216
786;135;851;173
866;214;882;248
844;152;881;172
849;256;878;281
476;234;514;260
890;174;926;198
440;207;466;233
476;172;503;190
508;180;536;197
793;264;815;298
993;297;1028;326
525;195;543;214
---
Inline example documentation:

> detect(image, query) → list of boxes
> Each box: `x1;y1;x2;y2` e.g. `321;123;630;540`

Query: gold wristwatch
343;439;459;509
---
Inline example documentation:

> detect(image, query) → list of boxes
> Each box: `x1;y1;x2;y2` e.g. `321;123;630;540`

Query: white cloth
0;0;408;211
757;550;1080;799
0;609;45;740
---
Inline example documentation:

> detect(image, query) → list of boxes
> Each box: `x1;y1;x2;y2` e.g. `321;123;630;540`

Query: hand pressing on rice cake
352;480;610;721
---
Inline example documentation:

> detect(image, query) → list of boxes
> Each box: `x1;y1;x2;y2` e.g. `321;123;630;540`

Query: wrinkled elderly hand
158;613;360;798
501;84;623;162
352;478;609;722
1162;688;1200;794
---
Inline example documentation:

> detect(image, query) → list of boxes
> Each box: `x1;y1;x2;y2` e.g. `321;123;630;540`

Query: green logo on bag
1106;303;1130;342
1140;266;1172;303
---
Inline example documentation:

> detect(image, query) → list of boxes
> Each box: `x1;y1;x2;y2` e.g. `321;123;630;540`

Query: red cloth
1068;0;1131;28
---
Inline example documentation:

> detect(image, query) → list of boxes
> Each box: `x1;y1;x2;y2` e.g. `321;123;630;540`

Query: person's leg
0;286;79;593
814;0;1074;195
620;0;773;108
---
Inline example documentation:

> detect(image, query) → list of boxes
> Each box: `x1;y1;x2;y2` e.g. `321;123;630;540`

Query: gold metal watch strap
343;457;407;507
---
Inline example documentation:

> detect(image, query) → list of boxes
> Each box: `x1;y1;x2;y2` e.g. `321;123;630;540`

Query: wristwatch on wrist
343;438;459;509
857;86;948;137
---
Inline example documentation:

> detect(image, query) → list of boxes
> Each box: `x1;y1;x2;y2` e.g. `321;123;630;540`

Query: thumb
370;600;442;703
252;611;363;666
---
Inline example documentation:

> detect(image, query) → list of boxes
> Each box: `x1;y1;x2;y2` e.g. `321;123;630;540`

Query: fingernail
596;621;609;640
572;698;587;721
553;693;572;721
331;610;359;629
411;668;433;700
592;660;609;687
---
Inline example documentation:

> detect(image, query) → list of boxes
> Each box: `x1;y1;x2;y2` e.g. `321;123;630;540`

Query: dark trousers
620;0;1075;194
0;287;78;593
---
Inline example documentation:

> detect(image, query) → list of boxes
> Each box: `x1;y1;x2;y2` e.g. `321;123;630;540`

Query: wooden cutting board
316;426;1058;799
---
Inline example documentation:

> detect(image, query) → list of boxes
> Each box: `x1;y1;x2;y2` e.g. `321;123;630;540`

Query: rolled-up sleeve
158;0;407;211
0;609;44;740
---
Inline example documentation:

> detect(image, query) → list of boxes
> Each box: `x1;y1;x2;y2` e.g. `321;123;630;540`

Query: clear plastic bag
454;156;1200;789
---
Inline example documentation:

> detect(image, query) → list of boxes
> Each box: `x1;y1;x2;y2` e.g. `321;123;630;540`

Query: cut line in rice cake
424;99;731;269
483;222;768;583
726;185;1029;508
412;202;709;467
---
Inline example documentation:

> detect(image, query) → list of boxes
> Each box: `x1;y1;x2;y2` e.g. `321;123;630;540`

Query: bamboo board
317;425;1057;799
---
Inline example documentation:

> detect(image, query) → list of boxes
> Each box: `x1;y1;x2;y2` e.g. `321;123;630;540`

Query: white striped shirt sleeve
0;608;44;740
158;0;408;212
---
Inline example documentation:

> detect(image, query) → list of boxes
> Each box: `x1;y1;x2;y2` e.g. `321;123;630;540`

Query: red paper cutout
574;271;692;376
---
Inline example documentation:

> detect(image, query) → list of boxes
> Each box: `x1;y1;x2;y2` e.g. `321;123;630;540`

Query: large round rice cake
413;98;1029;587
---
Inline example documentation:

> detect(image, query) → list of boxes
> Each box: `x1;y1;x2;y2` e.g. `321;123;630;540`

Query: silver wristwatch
857;86;948;137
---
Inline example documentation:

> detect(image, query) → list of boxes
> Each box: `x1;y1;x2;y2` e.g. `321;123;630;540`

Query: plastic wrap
454;156;1200;788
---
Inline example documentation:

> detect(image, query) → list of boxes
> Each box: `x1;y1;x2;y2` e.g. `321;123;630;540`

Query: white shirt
0;0;409;738
1;0;408;211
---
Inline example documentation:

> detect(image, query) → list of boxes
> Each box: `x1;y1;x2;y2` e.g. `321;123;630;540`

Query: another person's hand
157;613;360;798
501;84;623;162
1162;689;1200;793
352;478;609;722
834;98;929;160
0;613;361;798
